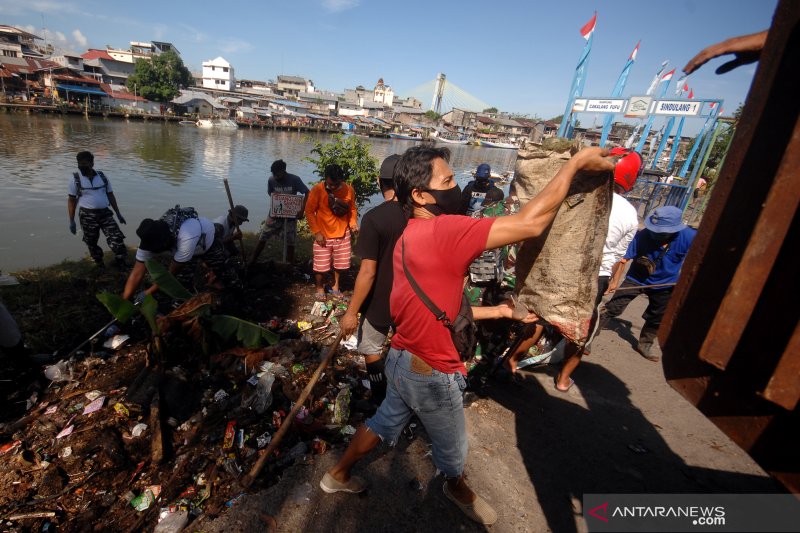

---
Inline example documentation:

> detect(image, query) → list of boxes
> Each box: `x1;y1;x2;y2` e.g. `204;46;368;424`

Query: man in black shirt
340;154;406;404
460;162;504;216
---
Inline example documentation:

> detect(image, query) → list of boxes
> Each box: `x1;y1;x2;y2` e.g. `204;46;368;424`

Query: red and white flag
580;12;597;40
661;68;676;81
629;41;640;61
688;89;694;99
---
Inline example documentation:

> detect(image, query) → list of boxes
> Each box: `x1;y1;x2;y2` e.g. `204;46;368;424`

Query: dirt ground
197;297;782;533
0;256;783;532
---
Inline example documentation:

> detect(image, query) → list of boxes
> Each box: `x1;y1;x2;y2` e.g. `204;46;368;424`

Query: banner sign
652;100;702;116
586;99;626;113
270;193;304;218
625;96;652;117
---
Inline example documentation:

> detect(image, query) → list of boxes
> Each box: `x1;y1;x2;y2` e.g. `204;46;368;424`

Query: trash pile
0;288;375;532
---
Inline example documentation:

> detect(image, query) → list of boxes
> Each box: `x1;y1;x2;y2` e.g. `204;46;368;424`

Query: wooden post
223;178;248;268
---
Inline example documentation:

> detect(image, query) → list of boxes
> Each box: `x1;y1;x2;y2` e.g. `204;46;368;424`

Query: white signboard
625;96;652;118
585;99;626;113
653;100;702;116
572;99;587;112
270;193;304;219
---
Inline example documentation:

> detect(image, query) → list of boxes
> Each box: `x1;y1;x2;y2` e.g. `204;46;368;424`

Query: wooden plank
698;116;800;369
762;321;800;410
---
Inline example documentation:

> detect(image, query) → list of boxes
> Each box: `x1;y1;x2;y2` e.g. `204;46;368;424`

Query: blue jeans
365;347;468;478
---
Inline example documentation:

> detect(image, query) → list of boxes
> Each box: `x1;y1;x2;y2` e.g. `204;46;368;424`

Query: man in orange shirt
305;164;359;298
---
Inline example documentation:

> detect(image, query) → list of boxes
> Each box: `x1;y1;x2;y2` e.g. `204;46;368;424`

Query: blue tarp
57;84;107;96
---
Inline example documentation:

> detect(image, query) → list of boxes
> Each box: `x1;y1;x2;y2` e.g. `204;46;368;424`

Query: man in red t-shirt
320;145;613;525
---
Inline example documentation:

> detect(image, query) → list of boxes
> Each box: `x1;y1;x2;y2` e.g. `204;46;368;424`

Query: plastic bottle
252;372;275;414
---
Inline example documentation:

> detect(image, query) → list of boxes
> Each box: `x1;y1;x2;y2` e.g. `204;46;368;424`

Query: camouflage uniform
78;207;127;264
174;237;242;291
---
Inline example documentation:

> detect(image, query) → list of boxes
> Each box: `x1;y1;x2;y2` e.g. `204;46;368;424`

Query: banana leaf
96;292;137;323
139;294;160;335
145;260;193;300
209;315;279;348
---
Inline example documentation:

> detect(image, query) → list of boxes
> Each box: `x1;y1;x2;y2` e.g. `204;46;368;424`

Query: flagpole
635;67;675;154
624;61;669;148
666;86;692;171
678;105;717;177
600;41;639;147
557;12;597;139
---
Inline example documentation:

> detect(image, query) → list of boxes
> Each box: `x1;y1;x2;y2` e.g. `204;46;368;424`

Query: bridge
404;73;492;114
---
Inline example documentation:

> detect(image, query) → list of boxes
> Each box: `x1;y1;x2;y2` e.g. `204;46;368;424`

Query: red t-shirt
390;215;495;374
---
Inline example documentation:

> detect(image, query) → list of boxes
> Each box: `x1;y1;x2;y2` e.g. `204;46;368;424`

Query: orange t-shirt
305;182;357;239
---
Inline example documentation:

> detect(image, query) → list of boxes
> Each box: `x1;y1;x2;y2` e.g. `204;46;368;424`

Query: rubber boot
636;323;660;362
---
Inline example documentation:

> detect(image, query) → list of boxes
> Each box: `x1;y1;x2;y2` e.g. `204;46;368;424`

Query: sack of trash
512;142;612;346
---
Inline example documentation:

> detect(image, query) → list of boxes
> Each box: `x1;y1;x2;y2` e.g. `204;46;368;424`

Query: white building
202;56;235;91
373;78;394;107
106;41;180;64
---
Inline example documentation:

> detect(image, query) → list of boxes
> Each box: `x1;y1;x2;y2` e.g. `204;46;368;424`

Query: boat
197;119;238;129
436;136;468;145
388;132;423;141
179;120;197;126
479;140;519;150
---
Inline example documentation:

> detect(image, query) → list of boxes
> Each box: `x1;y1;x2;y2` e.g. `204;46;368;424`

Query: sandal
553;375;574;393
442;481;497;525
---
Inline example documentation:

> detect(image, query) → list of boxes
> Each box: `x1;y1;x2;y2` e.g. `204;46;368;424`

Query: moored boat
388;132;423;141
436;136;468;145
197;119;238;129
479;140;519;149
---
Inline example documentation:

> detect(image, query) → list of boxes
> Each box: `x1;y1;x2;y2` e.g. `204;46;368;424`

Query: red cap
609;148;642;193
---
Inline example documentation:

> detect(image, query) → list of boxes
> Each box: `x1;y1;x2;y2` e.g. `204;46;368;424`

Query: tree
305;134;380;209
482;107;498;114
424;110;441;121
126;51;193;103
706;103;743;170
548;114;564;123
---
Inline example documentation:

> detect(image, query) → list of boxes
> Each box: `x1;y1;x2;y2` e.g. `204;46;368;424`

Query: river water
0;112;518;271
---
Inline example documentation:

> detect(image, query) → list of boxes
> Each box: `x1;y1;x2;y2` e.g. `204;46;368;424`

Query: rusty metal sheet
698;116;800;370
762;322;800;411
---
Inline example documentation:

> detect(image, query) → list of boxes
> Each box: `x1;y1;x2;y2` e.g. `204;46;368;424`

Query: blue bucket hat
475;163;491;179
644;206;687;233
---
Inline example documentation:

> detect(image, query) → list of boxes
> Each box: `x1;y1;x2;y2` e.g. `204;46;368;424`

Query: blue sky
2;0;777;127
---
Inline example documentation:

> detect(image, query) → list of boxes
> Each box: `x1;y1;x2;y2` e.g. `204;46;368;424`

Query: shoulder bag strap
401;239;451;327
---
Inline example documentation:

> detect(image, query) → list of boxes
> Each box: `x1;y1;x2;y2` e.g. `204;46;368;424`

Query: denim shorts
366;347;468;478
356;316;390;356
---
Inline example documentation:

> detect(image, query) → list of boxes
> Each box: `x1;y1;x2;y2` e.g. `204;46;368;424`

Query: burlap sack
512;144;612;346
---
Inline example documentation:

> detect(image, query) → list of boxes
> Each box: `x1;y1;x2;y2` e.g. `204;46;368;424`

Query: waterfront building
373;78;394;107
202;56;235;91
106;41;180;64
81;49;135;85
298;91;339;116
0;25;49;58
276;75;307;98
172;89;227;117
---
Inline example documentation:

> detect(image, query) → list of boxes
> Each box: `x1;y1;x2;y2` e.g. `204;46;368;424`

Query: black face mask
423;185;463;216
648;230;674;243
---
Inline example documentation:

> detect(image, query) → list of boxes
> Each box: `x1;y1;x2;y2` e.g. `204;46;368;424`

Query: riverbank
0;233;782;532
1;232;312;355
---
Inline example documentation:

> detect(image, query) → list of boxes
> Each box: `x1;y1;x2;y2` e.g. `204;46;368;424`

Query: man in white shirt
122;208;240;299
67;151;128;269
213;205;248;257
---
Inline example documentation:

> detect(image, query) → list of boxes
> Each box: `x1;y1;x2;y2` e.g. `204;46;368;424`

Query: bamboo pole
222;178;248;268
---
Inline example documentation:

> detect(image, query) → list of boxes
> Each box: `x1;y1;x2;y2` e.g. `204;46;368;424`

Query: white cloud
71;29;87;46
54;31;67;43
220;38;254;54
321;0;360;13
0;0;81;16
